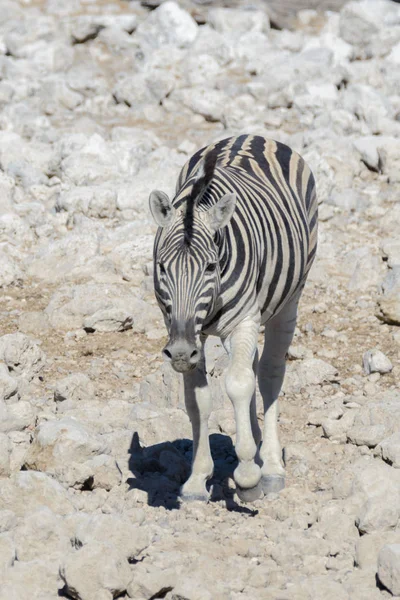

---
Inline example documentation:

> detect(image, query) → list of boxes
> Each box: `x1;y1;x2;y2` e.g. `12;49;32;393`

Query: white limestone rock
341;84;392;134
378;544;400;596
75;513;149;562
378;432;400;468
346;390;400;449
170;86;229;123
40;77;83;114
377;266;400;325
56;186;117;219
0;363;17;401
0;434;11;478
0;251;23;288
363;349;393;375
339;0;400;53
0;400;36;434
0;532;15;570
381;239;400;268
13;507;71;561
209;7;269;36
44;283;156;332
352;459;400;534
60;541;132;600
61;134;122;186
18;311;50;337
83;308;133;333
54;373;94;404
356;531;400;570
284;358;338;393
353;136;382;172
134;1;198;52
347;424;387;448
82;454;122;491
0;559;60;600
24;417;108;473
0;213;34;246
0;333;45;381
0;471;75;516
113;73;157;111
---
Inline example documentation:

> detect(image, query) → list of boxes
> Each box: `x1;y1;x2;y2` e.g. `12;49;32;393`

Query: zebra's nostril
190;349;200;362
163;348;172;360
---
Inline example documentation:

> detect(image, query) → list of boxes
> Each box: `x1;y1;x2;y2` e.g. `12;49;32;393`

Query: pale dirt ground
0;0;400;599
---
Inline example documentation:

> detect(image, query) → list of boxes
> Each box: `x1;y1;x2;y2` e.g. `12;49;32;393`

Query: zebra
149;134;317;502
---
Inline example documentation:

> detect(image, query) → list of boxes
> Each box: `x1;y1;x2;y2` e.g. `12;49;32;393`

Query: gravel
0;0;399;597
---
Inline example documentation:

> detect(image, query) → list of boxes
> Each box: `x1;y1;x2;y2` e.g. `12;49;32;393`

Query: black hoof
260;475;285;495
180;491;209;503
236;481;263;503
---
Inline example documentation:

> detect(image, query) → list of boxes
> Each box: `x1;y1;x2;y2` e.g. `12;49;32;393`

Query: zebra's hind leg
224;316;263;503
258;293;300;495
180;343;214;502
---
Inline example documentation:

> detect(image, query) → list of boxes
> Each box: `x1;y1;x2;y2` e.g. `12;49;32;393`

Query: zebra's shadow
127;432;258;515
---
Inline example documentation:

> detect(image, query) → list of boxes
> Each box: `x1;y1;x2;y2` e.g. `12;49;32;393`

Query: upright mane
183;149;218;246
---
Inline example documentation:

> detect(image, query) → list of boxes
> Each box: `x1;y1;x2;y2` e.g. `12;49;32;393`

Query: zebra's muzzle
162;340;201;373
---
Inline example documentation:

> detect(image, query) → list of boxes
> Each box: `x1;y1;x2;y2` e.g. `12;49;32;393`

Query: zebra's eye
205;263;216;274
159;263;166;276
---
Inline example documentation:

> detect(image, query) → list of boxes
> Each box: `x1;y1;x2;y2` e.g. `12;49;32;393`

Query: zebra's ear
206;192;236;233
149;190;176;228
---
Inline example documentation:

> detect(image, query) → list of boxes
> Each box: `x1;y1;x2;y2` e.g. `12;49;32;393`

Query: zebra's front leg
180;351;213;502
259;293;299;495
224;316;262;502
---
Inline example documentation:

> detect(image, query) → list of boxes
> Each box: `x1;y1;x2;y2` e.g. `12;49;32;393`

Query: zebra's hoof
180;490;209;503
236;481;263;503
261;475;285;495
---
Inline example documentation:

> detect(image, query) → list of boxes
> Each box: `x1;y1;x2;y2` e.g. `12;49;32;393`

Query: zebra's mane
183;149;218;247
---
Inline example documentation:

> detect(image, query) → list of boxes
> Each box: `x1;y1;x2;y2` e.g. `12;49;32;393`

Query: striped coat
154;134;317;340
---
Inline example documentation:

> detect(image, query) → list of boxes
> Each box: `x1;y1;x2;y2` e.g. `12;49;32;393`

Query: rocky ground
0;0;400;598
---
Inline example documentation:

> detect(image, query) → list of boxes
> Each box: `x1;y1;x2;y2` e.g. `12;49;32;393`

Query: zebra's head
149;181;236;373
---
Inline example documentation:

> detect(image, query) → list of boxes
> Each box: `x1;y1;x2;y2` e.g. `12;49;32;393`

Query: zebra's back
173;134;318;338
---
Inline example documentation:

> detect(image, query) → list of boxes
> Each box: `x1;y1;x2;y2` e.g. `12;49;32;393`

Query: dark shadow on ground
127;431;258;515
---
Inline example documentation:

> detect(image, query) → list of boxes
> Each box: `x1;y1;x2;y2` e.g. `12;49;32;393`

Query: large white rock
0;471;75;516
377;266;400;325
54;373;94;405
61;134;122;186
0;251;23;288
27;230;100;283
45;283;159;333
341;84;392;134
134;1;197;51
0;363;17;401
24;417;108;473
75;513;149;562
0;532;15;570
0;333;45;381
209;7;269;36
381;238;400;268
356;531;400;570
60;541;131;600
13;507;70;561
0;434;11;478
0;400;36;434
283;358;338;393
363;349;393;374
56;186;117;219
378;544;400;595
0;559;60;600
378;432;400;468
346;390;400;449
351;459;400;534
